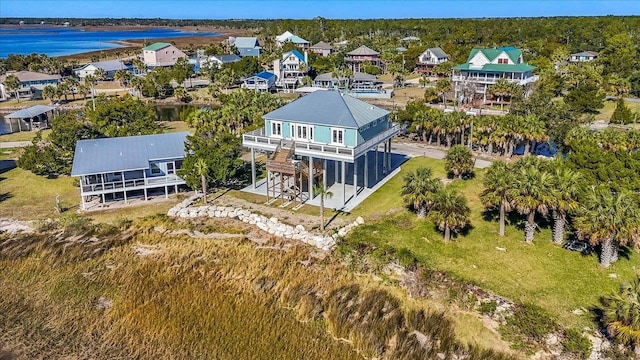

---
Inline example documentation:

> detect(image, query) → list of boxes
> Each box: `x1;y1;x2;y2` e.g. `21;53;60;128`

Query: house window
150;163;161;175
498;58;508;64
175;160;183;171
271;121;282;137
332;128;344;145
293;124;312;141
167;162;175;175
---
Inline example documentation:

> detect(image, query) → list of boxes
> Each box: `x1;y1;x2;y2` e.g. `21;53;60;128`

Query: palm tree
481;161;514;237
549;163;581;244
129;76;144;98
402;167;442;218
573;188;640;268
194;158;209;204
63;77;79;101
510;158;553;243
313;182;334;231
94;68;107;82
444;145;474;179
429;187;471;242
174;86;190;103
600;276;640;355
42;85;57;104
436;78;451;109
132;58;147;75
84;74;98;110
487;78;517;111
114;69;131;88
4;74;20;103
57;82;70;102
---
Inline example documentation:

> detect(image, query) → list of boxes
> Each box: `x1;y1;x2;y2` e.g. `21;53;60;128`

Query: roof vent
370;106;375;110
119;152;123;156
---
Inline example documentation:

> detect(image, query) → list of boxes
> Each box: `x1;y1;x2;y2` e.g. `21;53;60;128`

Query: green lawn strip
0;129;51;143
347;156;639;328
0;167;79;220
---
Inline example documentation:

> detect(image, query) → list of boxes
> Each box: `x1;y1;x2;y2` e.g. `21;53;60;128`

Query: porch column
266;170;270;201
341;161;346;206
80;177;86;210
334;160;339;184
309;156;314;199
122;172;127;204
101;174;106;204
322;159;327;190
364;152;369;188
165;186;168;198
387;139;392;171
383;142;388;174
353;158;358;200
250;148;256;189
143;170;148;201
375;145;379;182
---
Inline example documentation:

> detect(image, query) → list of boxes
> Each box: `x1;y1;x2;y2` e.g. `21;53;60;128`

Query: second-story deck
81;174;185;196
243;124;402;162
452;73;539;86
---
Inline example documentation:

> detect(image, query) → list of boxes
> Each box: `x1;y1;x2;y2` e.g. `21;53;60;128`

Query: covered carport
4;104;56;132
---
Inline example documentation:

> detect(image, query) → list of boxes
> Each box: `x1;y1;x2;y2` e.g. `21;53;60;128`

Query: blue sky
1;0;638;19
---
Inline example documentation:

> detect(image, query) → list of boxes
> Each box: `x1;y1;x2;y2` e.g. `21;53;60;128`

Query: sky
1;0;639;19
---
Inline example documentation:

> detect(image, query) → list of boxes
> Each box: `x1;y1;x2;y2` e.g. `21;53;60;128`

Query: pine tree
610;98;633;125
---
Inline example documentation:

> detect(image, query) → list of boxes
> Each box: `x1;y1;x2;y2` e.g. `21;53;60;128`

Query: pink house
142;42;187;68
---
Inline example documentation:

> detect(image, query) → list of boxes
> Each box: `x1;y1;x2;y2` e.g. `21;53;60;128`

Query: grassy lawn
347;157;639;329
0;166;79;220
160;120;193;133
0;129;51;143
595;99;640;121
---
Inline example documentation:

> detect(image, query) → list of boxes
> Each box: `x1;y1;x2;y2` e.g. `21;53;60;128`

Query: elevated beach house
229;37;262;57
452;46;538;103
275;31;310;50
345;45;386;74
242;90;401;209
273;49;308;89
242;71;277;92
71;132;188;210
569;51;598;63
74;59;132;80
416;47;449;75
142;42;187;68
0;71;61;101
310;41;334;57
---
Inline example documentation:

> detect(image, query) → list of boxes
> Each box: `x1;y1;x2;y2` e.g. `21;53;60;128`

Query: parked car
563;240;593;255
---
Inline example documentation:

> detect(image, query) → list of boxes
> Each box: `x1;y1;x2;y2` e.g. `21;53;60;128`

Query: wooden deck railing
81;175;185;193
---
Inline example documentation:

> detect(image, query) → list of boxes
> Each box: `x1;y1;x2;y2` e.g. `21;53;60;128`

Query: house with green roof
242;90;401;209
142;42;187;68
452;46;538;103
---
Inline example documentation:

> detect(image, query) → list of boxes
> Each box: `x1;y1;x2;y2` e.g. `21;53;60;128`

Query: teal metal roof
143;42;171;51
453;63;536;73
467;47;522;63
263;91;389;129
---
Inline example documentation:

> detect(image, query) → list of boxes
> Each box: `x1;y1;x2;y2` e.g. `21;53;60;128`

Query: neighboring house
569;51;598;63
242;71;277;92
142;42;187;67
74;59;133;80
312;72;382;92
71;132;189;210
230;37;262;57
201;54;242;69
273;49;308;89
275;31;310;50
242;90;401;208
416;47;449;75
452;46;538;102
0;71;61;100
401;36;421;43
345;45;386;74
310;41;334;57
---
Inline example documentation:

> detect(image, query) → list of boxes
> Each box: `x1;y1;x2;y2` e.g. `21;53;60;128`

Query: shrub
479;300;498;316
502;303;558;346
562;328;592;359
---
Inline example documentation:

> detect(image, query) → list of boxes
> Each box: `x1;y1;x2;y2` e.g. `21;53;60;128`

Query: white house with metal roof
275;31;310;50
229;37;262;57
569;51;598;63
242;91;401;210
73;60;133;80
71;132;189;210
242;71;277;92
416;47;449;75
273;49;308;89
452;46;538;103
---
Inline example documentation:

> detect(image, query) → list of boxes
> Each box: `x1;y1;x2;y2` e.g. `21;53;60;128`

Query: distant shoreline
1;25;251;60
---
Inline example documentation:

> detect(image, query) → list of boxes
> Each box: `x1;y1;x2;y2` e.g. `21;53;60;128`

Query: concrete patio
241;150;409;212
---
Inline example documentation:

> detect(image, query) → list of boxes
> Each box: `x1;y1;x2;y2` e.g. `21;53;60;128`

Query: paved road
391;140;493;168
0;141;30;149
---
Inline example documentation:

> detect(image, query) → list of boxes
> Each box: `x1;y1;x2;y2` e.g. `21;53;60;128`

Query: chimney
273;59;281;80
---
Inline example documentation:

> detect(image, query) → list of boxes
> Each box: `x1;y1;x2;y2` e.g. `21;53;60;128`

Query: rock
545;334;559;346
356;216;365;225
96;296;112;310
269;217;279;224
572;308;584;315
153;226;166;233
167;208;178;217
214;210;221;217
295;224;306;233
608;273;618;278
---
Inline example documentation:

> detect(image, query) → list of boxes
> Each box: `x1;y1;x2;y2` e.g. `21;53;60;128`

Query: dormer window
498;58;508;64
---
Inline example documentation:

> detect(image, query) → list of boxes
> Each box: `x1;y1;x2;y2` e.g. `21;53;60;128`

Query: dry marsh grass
0;216;516;359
